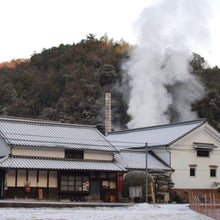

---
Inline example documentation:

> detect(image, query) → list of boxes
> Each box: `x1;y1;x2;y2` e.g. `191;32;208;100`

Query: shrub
122;171;153;201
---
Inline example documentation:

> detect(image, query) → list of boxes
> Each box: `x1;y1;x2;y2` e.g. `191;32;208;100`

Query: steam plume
123;0;211;128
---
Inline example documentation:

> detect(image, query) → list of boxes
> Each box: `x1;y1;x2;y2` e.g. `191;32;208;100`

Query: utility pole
145;142;148;203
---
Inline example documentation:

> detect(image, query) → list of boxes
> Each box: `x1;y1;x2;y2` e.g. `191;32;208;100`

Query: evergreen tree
149;169;174;202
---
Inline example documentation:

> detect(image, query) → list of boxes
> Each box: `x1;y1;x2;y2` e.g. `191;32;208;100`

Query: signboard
129;186;142;198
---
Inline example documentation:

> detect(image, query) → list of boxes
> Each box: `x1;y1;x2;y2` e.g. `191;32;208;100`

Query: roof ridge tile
0;116;95;129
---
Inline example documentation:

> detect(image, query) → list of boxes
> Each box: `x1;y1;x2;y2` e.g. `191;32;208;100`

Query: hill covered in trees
0;34;132;132
0;34;219;132
191;53;220;131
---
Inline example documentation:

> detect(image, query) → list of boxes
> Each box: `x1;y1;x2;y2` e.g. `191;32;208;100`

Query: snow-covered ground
0;203;213;220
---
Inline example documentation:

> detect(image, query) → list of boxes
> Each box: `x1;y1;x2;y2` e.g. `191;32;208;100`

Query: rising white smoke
123;0;211;128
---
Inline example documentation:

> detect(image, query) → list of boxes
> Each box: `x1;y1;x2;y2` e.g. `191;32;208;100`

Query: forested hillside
0;34;219;132
191;53;220;131
0;34;132;132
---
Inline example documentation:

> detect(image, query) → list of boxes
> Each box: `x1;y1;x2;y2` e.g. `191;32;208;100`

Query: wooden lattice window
60;175;89;192
65;150;83;159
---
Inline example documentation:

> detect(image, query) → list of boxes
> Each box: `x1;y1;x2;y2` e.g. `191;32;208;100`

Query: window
190;168;196;176
60;175;89;192
65;150;83;159
196;148;209;157
194;143;216;157
102;180;116;189
61;175;74;191
210;169;216;177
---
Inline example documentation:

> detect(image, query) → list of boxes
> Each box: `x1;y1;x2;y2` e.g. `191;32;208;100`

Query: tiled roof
0;156;126;171
114;150;172;170
107;119;206;149
0;117;117;152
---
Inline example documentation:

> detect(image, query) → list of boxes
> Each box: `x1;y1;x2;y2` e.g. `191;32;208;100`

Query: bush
122;171;153;201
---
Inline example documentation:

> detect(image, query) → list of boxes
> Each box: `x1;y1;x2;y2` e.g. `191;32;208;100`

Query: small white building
107;119;220;200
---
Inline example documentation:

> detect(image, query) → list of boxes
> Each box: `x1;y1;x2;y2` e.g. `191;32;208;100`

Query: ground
0;204;213;220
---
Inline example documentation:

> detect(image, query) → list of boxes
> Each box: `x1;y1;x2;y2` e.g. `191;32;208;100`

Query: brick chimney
105;93;111;135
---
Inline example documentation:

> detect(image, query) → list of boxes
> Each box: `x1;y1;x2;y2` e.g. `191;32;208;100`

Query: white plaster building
107;119;220;199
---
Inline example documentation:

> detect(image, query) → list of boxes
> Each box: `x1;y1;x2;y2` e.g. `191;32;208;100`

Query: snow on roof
0;116;117;152
107;119;206;149
114;150;172;170
0;156;126;171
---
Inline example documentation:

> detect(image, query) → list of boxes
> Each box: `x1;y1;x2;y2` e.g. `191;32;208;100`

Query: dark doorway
90;180;101;200
0;170;5;199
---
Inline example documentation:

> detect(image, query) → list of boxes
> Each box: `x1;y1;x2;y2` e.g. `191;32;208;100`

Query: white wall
12;146;64;158
6;169;57;188
84;150;113;161
38;170;48;187
171;123;220;189
17;170;26;187
6;169;15;187
11;146;114;161
29;170;37;187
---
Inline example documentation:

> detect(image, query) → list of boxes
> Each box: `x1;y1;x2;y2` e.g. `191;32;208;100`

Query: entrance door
0;170;5;199
90;180;100;200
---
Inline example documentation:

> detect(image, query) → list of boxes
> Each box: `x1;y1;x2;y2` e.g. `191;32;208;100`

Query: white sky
1;0;220;66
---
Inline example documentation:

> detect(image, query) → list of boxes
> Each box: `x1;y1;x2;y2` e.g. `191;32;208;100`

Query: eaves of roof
108;118;206;135
0;116;95;129
10;142;117;152
0;156;126;172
